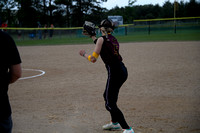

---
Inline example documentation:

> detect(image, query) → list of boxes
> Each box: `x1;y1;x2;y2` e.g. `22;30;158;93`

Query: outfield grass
16;37;92;46
118;32;200;43
15;31;200;46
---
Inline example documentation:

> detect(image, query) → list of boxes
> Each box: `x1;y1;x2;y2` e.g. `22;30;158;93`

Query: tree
186;0;200;17
0;0;17;26
55;0;107;27
71;0;108;26
15;0;37;27
123;6;135;23
161;1;174;18
176;1;186;17
54;0;72;27
128;0;137;6
1;0;199;27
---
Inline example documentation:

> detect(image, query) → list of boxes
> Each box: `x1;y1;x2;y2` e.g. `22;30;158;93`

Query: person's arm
9;63;22;84
80;37;104;63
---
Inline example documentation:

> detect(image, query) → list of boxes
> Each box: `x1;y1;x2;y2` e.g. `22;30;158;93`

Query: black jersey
0;31;22;119
100;34;122;65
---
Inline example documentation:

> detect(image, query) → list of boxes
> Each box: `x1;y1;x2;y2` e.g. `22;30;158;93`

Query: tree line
0;0;199;28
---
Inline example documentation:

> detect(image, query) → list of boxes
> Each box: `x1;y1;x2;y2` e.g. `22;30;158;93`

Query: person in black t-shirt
0;30;22;133
79;19;134;133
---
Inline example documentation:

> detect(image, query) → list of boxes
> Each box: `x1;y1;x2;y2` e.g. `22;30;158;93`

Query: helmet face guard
98;19;115;30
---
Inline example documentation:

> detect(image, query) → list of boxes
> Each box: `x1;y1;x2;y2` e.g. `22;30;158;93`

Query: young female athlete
79;19;134;133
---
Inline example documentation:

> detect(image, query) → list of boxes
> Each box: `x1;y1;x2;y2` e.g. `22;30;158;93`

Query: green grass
15;31;200;46
16;37;92;46
118;32;200;42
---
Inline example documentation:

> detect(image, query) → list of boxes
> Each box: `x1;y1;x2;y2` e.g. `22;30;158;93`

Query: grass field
15;30;200;46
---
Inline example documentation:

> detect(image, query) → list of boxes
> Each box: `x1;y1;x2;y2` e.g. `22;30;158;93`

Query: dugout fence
0;16;200;41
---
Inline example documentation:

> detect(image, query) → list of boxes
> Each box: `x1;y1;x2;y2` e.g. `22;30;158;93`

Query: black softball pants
103;62;129;129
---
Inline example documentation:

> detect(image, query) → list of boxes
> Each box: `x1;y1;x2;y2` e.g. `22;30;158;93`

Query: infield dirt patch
9;41;200;133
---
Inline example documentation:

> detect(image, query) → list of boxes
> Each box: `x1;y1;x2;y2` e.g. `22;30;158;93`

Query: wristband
88;52;99;62
92;52;99;59
88;55;92;62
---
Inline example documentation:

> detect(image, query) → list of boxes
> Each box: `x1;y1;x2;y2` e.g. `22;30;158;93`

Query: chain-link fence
1;17;200;41
132;17;200;35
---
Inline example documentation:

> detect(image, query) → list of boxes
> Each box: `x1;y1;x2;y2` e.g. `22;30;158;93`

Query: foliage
106;0;200;21
0;0;200;27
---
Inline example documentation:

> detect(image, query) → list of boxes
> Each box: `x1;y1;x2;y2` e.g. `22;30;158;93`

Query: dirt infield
9;41;200;133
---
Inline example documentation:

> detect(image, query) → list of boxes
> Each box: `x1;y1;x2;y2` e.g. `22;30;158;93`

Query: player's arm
80;37;103;63
9;63;22;84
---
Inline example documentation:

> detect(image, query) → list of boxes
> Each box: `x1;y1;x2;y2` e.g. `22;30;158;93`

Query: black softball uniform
99;34;130;129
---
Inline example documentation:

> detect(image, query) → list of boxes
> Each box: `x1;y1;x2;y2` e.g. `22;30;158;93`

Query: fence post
125;26;127;36
148;21;151;35
174;20;177;34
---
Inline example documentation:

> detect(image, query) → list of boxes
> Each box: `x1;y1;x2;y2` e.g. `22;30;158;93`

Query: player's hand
79;50;86;57
90;56;96;63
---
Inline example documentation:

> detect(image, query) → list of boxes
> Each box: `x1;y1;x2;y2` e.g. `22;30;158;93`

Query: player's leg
103;64;130;130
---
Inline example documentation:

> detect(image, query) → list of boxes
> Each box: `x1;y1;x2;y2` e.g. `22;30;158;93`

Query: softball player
79;19;134;133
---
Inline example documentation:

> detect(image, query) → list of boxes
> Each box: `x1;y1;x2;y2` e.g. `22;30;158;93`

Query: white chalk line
19;69;45;80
